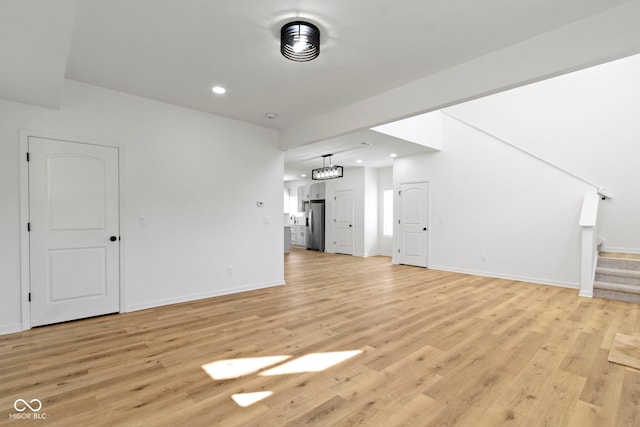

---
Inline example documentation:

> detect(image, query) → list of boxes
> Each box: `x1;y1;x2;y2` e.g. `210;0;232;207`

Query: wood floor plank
579;348;625;414
1;247;639;425
614;368;640;426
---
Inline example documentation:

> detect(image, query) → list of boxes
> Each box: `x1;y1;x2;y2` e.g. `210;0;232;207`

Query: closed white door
398;182;428;267
29;137;120;327
335;190;354;255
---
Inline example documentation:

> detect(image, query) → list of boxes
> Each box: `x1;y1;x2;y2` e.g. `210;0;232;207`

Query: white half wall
0;80;283;334
394;112;597;288
446;53;640;253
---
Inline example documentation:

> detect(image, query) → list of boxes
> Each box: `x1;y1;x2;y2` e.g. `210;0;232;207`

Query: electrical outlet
481;255;487;262
257;201;264;207
227;266;233;275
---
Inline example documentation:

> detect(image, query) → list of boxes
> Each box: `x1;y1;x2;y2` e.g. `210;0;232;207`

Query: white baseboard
428;264;580;290
0;323;23;336
125;280;284;312
579;289;594;298
364;250;392;257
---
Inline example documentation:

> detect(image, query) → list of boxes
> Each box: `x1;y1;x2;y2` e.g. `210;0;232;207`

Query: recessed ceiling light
356;159;363;164
265;112;278;120
361;142;372;146
212;86;226;95
390;153;397;158
301;174;307;178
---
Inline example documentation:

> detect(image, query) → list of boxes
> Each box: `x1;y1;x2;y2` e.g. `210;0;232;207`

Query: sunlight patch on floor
201;355;291;380
259;350;363;376
231;391;274;407
203;350;364;407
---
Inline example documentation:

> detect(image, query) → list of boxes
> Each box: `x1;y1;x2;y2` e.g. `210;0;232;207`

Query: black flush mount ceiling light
281;21;320;62
312;154;343;180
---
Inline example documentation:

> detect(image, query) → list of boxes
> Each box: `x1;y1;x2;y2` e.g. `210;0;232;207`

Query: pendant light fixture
281;21;320;62
312;154;343;180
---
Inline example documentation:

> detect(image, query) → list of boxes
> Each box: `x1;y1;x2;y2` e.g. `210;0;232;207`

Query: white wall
445;53;640;253
377;167;394;256
0;80;283;335
372;113;442;150
364;167;378;257
394;112;596;288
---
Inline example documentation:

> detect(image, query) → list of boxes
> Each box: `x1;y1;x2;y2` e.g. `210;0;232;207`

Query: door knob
110;236;118;242
423;227;427;231
349;224;352;227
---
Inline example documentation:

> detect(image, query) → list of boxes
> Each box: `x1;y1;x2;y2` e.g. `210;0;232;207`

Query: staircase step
594;288;640;304
594;279;640;304
594;254;640;303
597;256;640;271
594;280;640;294
594;267;640;285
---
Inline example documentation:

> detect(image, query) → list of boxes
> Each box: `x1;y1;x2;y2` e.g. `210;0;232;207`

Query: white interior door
334;190;354;255
29;137;120;327
398;182;428;267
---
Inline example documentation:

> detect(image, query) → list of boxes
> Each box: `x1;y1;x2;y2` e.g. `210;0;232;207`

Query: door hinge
397;249;400;253
27;222;31;232
398;190;402;196
398;220;400;224
334;241;336;245
26;152;30;162
28;292;31;302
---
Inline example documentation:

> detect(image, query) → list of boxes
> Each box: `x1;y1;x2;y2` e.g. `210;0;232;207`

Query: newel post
579;194;599;298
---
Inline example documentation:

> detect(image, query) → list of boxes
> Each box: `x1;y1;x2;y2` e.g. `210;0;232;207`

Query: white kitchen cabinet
299;185;310;202
298;186;311;212
291;225;306;246
309;182;325;200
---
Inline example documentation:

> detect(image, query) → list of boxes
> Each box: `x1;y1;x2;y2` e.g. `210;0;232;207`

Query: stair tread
599;252;640;261
593;288;640;304
594;281;640;293
595;267;640;277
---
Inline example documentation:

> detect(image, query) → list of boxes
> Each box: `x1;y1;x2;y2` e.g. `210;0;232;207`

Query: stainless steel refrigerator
305;200;325;251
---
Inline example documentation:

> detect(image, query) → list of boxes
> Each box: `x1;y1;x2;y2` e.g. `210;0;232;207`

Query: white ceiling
1;0;637;176
64;0;630;130
283;129;436;181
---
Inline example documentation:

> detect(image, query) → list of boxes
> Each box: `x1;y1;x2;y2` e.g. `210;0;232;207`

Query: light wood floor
1;248;640;426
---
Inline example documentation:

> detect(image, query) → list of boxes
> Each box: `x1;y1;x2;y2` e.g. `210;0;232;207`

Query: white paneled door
398;182;429;267
28;137;120;327
335;189;354;255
